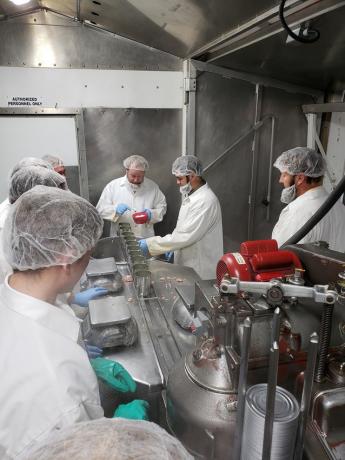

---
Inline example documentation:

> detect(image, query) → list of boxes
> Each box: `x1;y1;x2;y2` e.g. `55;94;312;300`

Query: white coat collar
2;275;80;342
120;175;145;189
286;186;327;210
181;183;208;204
301;186;327;199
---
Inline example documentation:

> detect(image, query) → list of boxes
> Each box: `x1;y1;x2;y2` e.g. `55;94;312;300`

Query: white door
0;116;79;201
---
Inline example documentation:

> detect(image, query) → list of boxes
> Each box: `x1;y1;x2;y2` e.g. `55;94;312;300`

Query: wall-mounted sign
7;96;44;107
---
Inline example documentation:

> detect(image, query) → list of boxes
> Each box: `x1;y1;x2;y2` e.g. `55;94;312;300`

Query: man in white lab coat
96;154;167;238
0;186;107;459
139;155;223;280
272;147;345;251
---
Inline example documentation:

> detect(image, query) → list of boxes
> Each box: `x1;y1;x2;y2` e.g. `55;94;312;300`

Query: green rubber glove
91;357;136;393
113;399;149;420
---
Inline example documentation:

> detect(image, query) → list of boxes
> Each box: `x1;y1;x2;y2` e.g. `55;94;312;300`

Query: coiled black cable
279;0;320;44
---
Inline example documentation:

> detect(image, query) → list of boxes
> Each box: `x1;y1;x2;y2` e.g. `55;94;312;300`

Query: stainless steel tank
166;338;237;460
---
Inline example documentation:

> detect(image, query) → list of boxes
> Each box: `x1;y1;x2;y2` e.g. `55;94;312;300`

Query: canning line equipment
79;230;345;459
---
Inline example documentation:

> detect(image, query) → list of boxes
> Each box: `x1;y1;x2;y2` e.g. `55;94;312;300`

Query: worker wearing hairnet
0;166;107;312
0;165;68;283
42;154;66;176
96;154;167;238
25;418;193;460
0;186;148;459
139;155;223;280
272;147;345;250
0;156;53;230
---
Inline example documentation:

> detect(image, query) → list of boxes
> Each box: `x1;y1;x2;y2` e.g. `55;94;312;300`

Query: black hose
282;174;345;246
279;0;320;44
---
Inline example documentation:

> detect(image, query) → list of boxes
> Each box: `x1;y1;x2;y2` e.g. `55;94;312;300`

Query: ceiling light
10;0;31;5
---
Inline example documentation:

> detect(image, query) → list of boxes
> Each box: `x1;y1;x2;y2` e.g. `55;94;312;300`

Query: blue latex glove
113;400;149;421
86;344;103;359
138;239;149;256
143;208;152;222
72;287;108;307
91;357;136;393
116;203;131;215
165;251;174;263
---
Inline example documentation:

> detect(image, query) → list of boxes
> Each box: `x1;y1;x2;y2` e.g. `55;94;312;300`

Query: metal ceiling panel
12;0;278;58
212;6;345;91
79;0;277;57
0;10;181;69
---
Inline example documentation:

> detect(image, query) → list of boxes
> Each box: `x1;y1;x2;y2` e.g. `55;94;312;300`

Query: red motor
216;239;303;285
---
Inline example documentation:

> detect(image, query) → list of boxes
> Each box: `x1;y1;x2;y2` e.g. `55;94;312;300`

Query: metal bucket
134;269;151;297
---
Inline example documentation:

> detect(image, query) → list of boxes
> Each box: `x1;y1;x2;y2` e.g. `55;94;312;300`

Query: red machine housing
216;239;303;285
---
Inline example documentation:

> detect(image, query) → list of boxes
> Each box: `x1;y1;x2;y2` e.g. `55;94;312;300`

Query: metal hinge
184;77;196;92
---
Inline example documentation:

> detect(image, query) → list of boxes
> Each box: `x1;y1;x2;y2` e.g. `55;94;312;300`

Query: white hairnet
10;157;52;178
274;147;326;177
172;155;203;176
3;185;103;271
25;418;193;460
9;166;68;204
42;154;64;168
123;155;149;171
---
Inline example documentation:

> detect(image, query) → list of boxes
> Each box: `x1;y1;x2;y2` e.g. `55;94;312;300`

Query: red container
132;211;148;224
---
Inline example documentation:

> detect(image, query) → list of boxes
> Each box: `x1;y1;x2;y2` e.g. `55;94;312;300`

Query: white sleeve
147;197;218;255
149;187;167;224
96;184;116;221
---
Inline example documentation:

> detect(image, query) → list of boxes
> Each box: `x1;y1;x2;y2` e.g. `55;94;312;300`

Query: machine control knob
266;285;284;306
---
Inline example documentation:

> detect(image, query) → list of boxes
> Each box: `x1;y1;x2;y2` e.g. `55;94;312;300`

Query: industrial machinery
166;240;345;460
78;233;345;459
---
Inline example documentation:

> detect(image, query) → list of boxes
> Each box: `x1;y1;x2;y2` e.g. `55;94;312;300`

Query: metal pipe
271;307;281;344
262;341;279;460
76;0;81;22
266;116;276;221
203;114;274;174
294;332;319;460
247;84;262;240
233;317;252;460
304;113;334;187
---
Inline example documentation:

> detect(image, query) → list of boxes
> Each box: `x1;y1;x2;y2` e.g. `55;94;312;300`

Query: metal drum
241;384;299;460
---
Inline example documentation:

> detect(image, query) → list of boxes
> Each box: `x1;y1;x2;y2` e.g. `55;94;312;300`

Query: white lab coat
96;175;167;238
146;183;223;280
0;277;103;459
0;198;12;283
272;186;345;251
